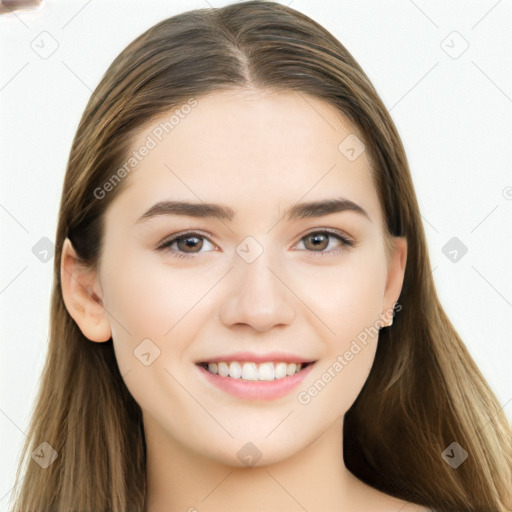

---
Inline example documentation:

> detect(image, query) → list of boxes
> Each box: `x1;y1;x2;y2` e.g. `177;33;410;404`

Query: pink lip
196;362;315;401
196;351;315;364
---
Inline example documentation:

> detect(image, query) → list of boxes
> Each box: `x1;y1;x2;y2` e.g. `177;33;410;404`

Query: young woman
9;1;512;511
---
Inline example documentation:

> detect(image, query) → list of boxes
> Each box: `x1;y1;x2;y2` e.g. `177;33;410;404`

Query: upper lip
196;351;316;364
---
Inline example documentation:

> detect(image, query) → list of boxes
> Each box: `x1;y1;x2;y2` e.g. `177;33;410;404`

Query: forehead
107;88;383;228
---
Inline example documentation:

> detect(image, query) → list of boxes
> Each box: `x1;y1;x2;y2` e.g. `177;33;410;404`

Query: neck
143;415;370;512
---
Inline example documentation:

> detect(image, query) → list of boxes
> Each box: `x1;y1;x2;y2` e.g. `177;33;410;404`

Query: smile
196;357;316;401
198;361;313;381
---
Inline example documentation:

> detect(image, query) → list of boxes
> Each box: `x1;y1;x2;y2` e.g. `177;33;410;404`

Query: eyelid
156;227;355;257
156;230;216;252
298;227;354;245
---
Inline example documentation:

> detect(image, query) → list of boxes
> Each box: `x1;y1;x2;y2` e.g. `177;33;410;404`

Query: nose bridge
219;238;295;331
240;247;279;297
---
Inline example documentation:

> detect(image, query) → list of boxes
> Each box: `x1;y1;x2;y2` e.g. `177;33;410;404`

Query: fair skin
61;89;429;511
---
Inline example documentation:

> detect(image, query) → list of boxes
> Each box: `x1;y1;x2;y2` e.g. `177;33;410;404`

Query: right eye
156;231;217;259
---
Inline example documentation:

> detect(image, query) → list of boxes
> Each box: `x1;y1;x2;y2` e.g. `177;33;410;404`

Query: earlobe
382;237;407;324
60;238;112;343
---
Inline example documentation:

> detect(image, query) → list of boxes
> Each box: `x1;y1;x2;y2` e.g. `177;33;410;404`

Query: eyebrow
135;197;370;224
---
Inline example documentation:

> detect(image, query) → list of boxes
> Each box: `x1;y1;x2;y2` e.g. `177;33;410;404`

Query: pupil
181;237;201;251
309;233;327;250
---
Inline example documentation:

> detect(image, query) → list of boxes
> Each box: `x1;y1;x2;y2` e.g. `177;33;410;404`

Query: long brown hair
9;2;512;511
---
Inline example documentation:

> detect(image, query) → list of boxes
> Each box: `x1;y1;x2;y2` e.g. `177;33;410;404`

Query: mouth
195;351;317;400
196;360;315;381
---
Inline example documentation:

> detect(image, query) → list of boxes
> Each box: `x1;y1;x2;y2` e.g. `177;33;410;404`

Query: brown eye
303;232;329;251
175;235;204;253
296;230;354;255
157;232;216;257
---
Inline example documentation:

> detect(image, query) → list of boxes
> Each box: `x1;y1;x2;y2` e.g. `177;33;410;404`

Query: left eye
157;230;353;258
296;230;353;253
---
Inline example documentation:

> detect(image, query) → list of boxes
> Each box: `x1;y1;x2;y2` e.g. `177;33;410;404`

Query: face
64;89;406;467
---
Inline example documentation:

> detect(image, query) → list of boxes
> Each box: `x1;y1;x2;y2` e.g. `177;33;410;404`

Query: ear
60;238;112;342
381;236;407;325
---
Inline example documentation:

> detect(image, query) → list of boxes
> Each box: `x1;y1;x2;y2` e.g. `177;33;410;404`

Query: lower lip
196;363;315;401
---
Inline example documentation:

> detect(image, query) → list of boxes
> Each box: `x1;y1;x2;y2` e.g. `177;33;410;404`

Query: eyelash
156;229;354;260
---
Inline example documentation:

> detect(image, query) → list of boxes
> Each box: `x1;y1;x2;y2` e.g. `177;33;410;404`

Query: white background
1;0;511;508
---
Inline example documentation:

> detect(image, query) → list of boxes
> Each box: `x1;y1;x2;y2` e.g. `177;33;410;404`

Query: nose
218;249;296;333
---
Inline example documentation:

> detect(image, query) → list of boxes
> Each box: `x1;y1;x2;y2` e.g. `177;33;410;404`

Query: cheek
99;254;204;416
299;248;387;344
100;250;220;371
295;257;385;415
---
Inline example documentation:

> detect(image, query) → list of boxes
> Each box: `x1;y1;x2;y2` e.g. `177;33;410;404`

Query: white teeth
203;361;307;380
218;362;229;377
258;362;274;381
274;362;287;379
241;362;259;381
228;361;242;379
286;363;297;376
